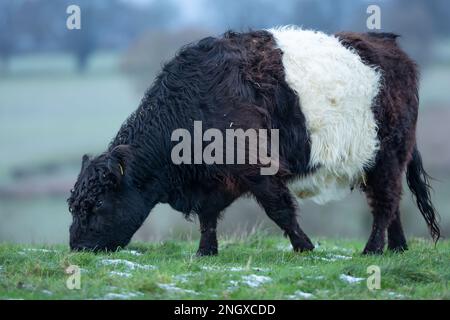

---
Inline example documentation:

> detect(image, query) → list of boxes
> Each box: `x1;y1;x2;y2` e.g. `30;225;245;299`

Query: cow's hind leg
363;157;403;254
387;209;408;252
249;177;314;252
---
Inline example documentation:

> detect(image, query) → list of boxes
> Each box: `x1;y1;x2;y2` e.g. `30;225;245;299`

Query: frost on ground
339;274;365;284
109;271;132;278
201;266;270;272
305;275;325;280
226;274;272;290
157;283;198;295
19;248;57;254
227;280;240;291
311;254;352;262
316;245;354;254
276;243;292;252
287;290;315;299
103;291;143;300
100;259;156;271
122;250;142;256
41;290;53;296
173;273;191;283
241;274;272;288
387;292;405;299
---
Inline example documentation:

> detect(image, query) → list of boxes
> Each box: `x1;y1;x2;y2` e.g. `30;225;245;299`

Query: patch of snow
100;259;156;271
228;267;245;272
251;267;270;272
109;271;132;278
158;283;198;295
331;246;354;253
41;290;53;296
241;274;272;288
18;283;35;290
313;254;351;262
226;280;239;291
330;254;351;260
103;291;143;300
387;291;405;299
306;275;325;280
201;266;216;271
21;248;57;254
201;266;270;272
122;250;142;256
339;274;365;284
79;268;88;274
287;290;315;299
173;274;191;283
276;244;292;252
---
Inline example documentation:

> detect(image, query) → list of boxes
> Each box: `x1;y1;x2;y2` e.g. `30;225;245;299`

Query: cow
68;27;440;255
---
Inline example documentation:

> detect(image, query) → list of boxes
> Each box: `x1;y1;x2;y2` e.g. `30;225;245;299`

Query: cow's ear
110;145;132;177
81;154;90;171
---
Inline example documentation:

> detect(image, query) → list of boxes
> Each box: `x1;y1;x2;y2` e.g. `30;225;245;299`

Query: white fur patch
268;27;381;204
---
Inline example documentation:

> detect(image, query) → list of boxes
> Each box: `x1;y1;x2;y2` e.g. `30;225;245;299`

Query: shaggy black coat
68;30;439;255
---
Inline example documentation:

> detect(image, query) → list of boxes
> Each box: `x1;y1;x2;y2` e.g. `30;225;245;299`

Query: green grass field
0;235;448;300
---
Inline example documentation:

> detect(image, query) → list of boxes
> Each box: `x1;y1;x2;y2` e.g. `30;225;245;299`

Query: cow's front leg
249;177;314;252
196;213;219;256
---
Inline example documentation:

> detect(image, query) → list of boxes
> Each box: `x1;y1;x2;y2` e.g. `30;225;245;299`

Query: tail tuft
406;146;440;242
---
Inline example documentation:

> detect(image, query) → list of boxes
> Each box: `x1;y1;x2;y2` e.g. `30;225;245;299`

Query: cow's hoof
293;242;315;253
387;243;408;253
196;248;218;257
362;247;384;255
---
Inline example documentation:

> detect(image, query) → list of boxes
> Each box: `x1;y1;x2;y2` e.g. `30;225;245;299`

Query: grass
0;235;449;300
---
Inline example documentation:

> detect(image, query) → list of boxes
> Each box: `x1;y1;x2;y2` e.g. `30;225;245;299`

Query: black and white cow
68;27;439;255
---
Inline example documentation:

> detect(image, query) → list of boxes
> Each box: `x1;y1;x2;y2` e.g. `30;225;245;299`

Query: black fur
68;29;439;255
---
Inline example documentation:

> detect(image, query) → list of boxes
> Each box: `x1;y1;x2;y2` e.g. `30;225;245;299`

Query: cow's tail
406;145;440;242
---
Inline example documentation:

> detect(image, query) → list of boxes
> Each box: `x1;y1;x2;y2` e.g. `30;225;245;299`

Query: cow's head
68;145;158;252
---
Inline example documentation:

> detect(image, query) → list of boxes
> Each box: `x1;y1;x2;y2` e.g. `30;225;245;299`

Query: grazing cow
68;27;440;255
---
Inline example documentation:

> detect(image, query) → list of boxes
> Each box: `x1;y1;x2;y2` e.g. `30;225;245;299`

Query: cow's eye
95;200;104;209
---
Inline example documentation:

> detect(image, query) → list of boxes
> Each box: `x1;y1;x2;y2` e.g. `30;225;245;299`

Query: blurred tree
121;28;210;92
0;0;180;73
0;2;14;73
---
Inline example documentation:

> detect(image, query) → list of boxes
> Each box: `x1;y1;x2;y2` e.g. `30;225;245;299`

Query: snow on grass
19;248;57;254
173;273;191;283
287;290;315;299
201;266;270;272
100;259;156;271
305;275;325;280
387;292;405;299
109;271;132;278
103;291;143;300
276;243;292;252
227;280;239;290
18;283;35;290
157;283;198;295
41;290;53;296
311;254;352;262
122;250;142;256
241;274;272;288
339;274;365;284
277;242;355;255
316;245;354;254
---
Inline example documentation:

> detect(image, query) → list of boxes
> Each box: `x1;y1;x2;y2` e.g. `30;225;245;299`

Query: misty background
0;0;449;245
